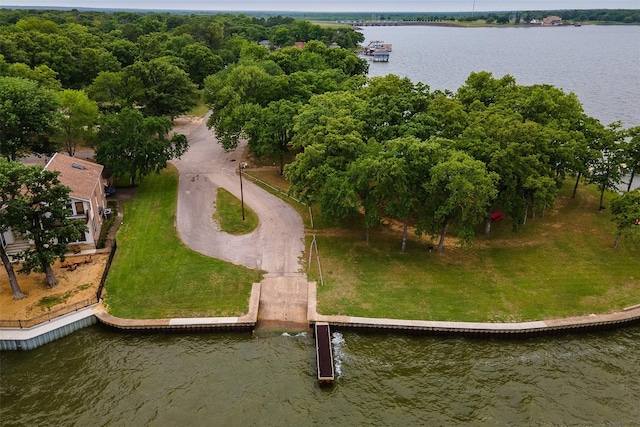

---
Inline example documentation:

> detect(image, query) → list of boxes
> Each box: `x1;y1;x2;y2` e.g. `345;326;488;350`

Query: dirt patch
172;115;205;137
0;254;108;321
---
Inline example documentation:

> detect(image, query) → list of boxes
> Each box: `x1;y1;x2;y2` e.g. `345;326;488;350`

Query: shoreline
3;282;640;350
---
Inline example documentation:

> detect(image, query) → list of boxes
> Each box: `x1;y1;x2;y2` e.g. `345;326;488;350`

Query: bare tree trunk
44;263;58;287
437;222;448;254
401;218;408;253
523;198;528;225
599;185;606;210
365;226;369;245
279;152;284;176
484;211;492;235
66;135;75;157
613;234;621;249
541;205;546;219
628;170;635;192
573;172;581;198
531;197;536;220
1;245;26;299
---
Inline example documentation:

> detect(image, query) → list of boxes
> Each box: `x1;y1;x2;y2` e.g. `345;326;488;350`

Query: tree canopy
0;76;59;160
1;160;87;287
96;108;188;185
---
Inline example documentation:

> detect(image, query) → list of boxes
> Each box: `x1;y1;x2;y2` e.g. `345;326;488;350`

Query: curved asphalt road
171;117;305;276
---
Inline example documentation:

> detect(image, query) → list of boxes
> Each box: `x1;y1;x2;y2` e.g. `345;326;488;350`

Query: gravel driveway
171;116;305;276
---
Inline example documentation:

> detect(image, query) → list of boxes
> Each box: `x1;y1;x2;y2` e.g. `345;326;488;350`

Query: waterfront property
1;153;109;256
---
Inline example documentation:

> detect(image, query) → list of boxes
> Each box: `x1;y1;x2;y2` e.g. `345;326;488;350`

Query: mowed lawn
103;165;263;319
310;182;640;322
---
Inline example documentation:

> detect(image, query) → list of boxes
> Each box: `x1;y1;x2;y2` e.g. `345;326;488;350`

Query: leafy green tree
204;63;287;149
623;126;640;192
0;76;59;161
126;58;197;118
180;43;223;87
3;61;62;90
418;149;499;253
4;164;87;287
610;189;640;249
370;137;443;252
285;92;368;220
357;74;433;141
457;71;516;108
88;70;143;111
587;122;627;210
54;89;99;156
105;39;138;67
96;108;188;185
245;99;300;175
271;27;294;47
0;159;26;299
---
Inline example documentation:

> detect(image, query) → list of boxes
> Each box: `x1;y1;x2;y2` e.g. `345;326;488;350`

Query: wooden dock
314;322;334;384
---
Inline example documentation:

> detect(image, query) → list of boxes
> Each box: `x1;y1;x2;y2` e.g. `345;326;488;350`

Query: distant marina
358;40;392;62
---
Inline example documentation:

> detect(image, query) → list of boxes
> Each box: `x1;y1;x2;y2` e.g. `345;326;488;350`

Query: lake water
2;25;640;426
2;326;640;425
362;25;640;128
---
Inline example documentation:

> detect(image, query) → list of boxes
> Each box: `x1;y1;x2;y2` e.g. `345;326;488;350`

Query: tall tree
245;99;300;175
610;189;640;249
623;126;640;192
204;62;288;150
587;122;627;210
419;149;499;253
0;159;26;299
0;76;59;160
4;165;87;287
54;89;99;156
126;58;197;118
179;43;223;87
96;108;188;185
370;137;443;253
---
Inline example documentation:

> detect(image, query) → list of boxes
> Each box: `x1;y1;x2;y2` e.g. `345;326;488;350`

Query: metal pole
239;163;245;221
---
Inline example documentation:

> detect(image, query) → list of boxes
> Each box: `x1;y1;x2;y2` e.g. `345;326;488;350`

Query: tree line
207;63;640;253
1;9;639;300
0;10;365;299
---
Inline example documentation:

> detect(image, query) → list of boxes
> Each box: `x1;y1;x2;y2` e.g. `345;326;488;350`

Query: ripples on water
2;325;639;425
362;25;640;128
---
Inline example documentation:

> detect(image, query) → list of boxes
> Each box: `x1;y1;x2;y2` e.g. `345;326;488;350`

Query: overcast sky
4;0;638;13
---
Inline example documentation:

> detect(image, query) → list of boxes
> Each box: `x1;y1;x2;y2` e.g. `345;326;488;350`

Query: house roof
543;16;563;24
44;153;104;201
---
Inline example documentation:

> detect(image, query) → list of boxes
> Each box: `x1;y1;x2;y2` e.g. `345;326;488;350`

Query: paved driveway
171;116;305;276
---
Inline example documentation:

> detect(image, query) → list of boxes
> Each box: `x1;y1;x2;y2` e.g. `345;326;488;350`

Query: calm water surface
362;25;640;127
2;326;640;426
2;25;640;426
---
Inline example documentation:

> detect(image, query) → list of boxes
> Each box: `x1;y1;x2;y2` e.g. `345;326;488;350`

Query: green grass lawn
103;166;264;319
213;188;259;235
103;162;638;322
310;183;639;322
236;167;639;322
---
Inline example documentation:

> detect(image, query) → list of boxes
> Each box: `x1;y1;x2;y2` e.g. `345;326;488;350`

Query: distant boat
359;40;392;62
574;22;582;27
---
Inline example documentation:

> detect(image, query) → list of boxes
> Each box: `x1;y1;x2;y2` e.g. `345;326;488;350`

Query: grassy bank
103;166;263;319
310;183;639;322
244;167;638;322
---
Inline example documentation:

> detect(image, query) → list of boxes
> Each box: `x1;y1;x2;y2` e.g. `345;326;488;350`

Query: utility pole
239;162;246;221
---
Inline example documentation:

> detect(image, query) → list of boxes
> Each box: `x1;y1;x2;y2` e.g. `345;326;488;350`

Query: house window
75;202;85;215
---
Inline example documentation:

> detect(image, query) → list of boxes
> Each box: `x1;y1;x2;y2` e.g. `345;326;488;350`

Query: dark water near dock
2;326;640;425
2;25;640;426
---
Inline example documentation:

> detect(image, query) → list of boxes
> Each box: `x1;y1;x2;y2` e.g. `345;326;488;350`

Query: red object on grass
491;211;505;222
